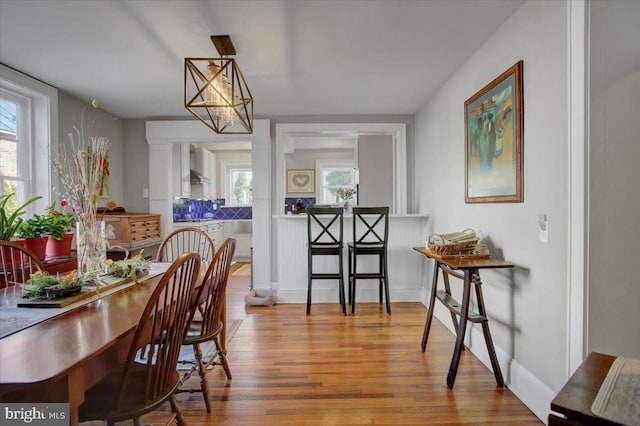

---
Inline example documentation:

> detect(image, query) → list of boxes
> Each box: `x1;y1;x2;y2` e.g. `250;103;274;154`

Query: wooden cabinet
103;214;162;258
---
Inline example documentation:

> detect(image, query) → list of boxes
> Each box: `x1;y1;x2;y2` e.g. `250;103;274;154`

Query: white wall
358;134;393;207
122;119;149;212
588;0;640;358
414;0;567;418
215;150;251;200
58;91;124;207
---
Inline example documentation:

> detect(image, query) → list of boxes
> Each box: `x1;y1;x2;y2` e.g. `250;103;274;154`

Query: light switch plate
537;214;549;243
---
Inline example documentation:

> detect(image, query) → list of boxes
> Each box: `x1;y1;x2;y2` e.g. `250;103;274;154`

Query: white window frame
315;159;357;205
221;160;252;206
0;89;31;203
0;65;58;215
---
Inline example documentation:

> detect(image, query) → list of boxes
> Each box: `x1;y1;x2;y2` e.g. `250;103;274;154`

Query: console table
413;247;513;389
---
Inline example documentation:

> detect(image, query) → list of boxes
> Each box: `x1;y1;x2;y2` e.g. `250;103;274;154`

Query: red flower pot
23;236;49;261
45;232;74;258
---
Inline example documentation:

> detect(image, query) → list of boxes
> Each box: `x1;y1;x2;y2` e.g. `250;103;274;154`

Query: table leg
446;269;472;389
421;260;440;351
473;271;504;386
441;267;460;337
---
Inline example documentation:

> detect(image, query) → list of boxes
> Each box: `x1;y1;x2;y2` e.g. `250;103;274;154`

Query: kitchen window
228;165;252;206
316;160;357;205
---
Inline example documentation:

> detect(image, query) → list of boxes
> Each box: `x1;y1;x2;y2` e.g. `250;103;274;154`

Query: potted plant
0;193;42;241
16;214;49;260
45;201;76;258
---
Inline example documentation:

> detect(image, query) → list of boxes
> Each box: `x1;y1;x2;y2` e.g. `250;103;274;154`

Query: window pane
0;99;18;136
231;170;252;205
1;179;21;215
319;168;355;204
0;138;18;177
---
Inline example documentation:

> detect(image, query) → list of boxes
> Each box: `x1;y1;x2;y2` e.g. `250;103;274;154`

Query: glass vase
76;221;106;274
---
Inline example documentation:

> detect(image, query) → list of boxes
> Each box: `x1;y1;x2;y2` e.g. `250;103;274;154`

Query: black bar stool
348;206;390;315
306;207;347;315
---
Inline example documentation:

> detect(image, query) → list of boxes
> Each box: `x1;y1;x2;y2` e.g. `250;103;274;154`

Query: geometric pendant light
185;35;254;134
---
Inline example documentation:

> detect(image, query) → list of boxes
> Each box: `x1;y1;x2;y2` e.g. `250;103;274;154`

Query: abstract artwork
465;61;523;203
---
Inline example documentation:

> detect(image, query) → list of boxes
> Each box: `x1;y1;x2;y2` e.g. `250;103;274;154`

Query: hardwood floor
142;264;541;425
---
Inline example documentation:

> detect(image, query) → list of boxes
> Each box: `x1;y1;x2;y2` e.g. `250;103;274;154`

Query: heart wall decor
287;169;315;193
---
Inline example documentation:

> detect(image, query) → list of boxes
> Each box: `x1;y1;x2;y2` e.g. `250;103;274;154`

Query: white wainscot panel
273;215;430;304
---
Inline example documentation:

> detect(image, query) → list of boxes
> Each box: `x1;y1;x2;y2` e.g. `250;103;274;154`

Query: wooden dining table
0;263;217;426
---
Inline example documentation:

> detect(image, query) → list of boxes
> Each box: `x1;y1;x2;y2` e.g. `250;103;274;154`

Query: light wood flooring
142;263;541;425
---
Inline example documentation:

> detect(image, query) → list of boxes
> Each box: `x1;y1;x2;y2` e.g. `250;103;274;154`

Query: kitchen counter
271;213;430;304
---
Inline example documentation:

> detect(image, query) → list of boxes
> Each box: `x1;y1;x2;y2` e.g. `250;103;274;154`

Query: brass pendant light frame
184;36;254;134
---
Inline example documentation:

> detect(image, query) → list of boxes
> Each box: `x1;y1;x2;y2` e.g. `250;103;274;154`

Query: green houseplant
0;193;42;241
15;214;49;260
16;214;48;239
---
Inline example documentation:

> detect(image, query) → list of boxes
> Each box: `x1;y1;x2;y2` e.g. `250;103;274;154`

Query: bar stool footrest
436;290;486;323
311;273;343;280
352;273;385;279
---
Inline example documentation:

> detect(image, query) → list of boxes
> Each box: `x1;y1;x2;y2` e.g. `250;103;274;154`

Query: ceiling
0;0;524;120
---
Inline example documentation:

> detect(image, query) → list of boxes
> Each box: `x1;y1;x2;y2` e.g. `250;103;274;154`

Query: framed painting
465;60;523;203
287;169;315;193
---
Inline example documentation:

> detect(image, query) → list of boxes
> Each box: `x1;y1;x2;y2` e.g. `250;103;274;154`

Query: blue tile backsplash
173;198;251;222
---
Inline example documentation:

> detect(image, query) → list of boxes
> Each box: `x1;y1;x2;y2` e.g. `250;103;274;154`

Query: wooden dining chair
156;227;215;267
0;241;45;289
78;252;201;426
306;207;347;315
348;206;390;315
177;238;236;412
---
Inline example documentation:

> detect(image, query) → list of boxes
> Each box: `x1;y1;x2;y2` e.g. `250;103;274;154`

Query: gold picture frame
465;61;523;203
287;169;315;193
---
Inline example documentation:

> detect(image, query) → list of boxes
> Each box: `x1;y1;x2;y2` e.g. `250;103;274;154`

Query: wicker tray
427;228;479;255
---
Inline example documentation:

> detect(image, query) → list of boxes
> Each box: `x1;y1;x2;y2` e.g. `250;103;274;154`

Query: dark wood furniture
42;255;76;275
78;253;200;426
178;238;236;412
0;272;166;425
349;207;390;315
413;247;513;389
549;352;623;425
306;207;346;315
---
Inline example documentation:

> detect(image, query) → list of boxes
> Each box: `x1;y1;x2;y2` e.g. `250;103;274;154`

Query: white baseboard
431;303;555;424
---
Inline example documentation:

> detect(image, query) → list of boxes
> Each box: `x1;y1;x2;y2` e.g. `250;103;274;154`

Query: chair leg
347;248;353;306
307;250;313;315
339;249;346;315
216;335;232;379
383;251;391;315
378;254;383;304
351;252;357;315
193;343;212;413
169;395;187;426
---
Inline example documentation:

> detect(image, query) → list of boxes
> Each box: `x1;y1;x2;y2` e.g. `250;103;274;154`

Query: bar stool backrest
307;207;344;247
352;207;389;247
